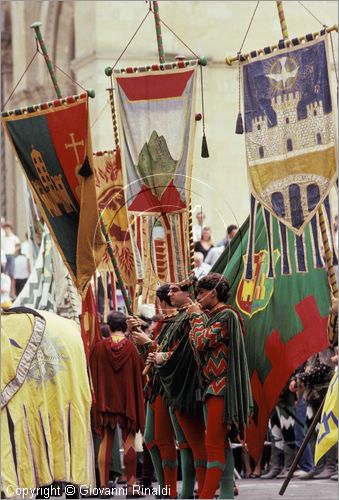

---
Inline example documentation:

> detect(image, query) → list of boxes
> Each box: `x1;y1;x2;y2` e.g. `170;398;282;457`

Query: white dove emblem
267;57;299;88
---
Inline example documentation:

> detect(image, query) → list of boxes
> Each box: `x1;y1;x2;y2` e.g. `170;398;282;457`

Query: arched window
313;109;317;116
259;146;264;158
316;133;322;145
287;139;293;152
286;117;289;124
257;124;261;130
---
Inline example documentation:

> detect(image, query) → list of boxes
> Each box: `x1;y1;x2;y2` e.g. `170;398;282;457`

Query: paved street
234;477;338;500
45;477;338;500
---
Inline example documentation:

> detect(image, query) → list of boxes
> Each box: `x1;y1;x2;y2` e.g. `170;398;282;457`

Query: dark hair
196;272;230;302
101;323;110;338
156;284;172;306
107;311;127;333
227;224;238;235
177;276;197;293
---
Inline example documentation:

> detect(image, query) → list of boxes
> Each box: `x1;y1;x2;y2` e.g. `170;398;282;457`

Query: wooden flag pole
31;22;62;98
276;0;289;39
31;22;133;314
152;1;165;64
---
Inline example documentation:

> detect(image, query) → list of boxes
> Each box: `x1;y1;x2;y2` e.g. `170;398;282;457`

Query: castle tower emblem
31;146;76;217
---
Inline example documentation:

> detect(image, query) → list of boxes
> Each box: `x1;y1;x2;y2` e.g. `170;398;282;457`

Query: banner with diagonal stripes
13;228;56;311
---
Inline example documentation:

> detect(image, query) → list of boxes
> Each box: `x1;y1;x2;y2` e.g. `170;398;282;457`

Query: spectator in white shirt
192;211;206;242
1;216;6;239
193;252;211;279
2;223;20;277
1;264;12;309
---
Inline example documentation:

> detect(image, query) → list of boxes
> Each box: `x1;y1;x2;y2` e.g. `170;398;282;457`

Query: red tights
174;410;207;497
199;396;229;499
152;396;178;497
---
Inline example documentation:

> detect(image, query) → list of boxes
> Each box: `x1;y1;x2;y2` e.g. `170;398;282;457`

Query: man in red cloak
90;311;145;497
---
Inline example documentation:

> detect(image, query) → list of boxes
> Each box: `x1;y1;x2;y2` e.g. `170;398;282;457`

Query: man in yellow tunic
1;308;95;497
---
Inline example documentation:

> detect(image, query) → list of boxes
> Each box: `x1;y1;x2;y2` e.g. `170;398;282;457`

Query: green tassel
201;133;209;158
235;111;244;134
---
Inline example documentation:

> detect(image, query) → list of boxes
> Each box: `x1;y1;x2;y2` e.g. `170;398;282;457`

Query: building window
287;139;293;152
257;124;261;130
313;109;317;116
259;146;264;158
286;117;289;124
316;133;322;145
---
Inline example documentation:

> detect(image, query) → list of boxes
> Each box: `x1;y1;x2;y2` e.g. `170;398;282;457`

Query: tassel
201;133;209;158
235;111;244;134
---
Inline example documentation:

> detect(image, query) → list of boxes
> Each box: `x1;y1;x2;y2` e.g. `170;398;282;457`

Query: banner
114;65;197;214
1;93;106;295
94;149;137;287
213;207;330;460
13;228;56;312
315;371;338;464
242;35;337;235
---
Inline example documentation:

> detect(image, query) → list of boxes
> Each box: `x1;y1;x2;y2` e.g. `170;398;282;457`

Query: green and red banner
2;93;106;295
213;206;330;460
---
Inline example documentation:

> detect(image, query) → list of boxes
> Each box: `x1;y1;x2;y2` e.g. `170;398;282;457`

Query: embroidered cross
65;133;84;167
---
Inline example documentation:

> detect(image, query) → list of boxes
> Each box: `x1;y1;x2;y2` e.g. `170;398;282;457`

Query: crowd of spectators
1;218;31;309
192;211;238;275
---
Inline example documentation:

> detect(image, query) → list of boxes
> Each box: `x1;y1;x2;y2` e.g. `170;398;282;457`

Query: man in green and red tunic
132;281;207;498
187;272;253;499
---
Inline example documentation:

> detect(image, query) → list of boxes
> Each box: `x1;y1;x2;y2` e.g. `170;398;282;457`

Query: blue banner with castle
242;35;337;235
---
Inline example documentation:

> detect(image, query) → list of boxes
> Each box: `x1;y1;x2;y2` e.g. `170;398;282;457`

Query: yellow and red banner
94;149;137;288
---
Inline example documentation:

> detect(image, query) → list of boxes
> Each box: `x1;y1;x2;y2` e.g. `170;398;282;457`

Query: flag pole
274;3;337;492
31;22;62;98
152;1;165;64
276;0;289;39
31;22;133;315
